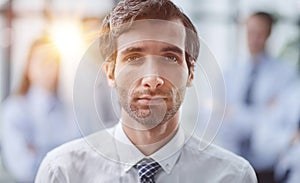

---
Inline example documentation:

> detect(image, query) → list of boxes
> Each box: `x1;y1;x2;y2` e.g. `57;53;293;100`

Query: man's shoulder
43;128;116;165
35;129;120;182
186;136;246;161
183;135;256;180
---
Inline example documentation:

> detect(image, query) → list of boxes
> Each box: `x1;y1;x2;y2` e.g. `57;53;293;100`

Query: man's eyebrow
161;46;183;54
120;47;144;55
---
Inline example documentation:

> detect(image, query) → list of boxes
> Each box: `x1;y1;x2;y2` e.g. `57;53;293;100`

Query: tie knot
136;159;161;183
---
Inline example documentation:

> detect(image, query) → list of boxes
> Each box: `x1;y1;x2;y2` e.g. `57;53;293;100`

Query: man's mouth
136;96;167;105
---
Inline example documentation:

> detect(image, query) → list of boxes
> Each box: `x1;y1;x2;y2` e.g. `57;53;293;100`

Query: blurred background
0;0;299;182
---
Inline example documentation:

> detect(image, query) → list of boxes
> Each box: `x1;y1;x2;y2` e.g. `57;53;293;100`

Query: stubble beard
118;88;185;128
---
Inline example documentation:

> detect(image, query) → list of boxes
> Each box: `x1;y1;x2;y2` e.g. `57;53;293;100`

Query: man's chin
125;110;165;128
134;112;164;126
135;109;152;118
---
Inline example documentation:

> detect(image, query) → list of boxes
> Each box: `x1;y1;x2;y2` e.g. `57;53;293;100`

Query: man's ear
186;70;194;87
104;62;116;87
186;62;195;87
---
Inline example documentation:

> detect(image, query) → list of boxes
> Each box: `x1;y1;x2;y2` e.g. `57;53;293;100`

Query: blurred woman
1;35;79;182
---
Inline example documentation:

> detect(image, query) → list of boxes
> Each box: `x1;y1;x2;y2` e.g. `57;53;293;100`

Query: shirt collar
248;52;270;67
113;122;185;174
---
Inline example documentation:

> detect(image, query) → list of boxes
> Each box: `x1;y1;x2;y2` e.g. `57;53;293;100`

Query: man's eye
164;55;179;62
125;55;142;62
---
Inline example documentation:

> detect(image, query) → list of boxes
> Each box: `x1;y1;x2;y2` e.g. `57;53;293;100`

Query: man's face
106;19;193;128
247;16;270;56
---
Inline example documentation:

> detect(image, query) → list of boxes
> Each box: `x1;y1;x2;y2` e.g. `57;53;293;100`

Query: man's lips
136;96;167;105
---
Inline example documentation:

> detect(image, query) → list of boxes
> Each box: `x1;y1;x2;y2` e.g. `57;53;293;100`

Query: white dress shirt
35;122;257;183
1;87;80;182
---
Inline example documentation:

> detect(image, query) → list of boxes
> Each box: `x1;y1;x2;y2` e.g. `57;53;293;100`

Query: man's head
99;0;199;128
247;12;274;56
99;0;199;74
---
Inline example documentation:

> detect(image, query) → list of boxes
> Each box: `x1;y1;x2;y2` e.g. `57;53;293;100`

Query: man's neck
122;111;180;156
251;51;266;62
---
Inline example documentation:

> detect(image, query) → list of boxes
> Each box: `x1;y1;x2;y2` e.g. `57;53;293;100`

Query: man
35;0;257;182
217;12;297;183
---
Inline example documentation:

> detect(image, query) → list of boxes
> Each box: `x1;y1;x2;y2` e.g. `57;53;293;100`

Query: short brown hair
250;12;274;37
99;0;200;74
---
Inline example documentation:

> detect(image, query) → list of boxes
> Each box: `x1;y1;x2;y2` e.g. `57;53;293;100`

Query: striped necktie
136;159;161;183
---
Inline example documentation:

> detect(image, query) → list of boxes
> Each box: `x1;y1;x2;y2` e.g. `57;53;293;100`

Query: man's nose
141;75;164;90
141;56;165;89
